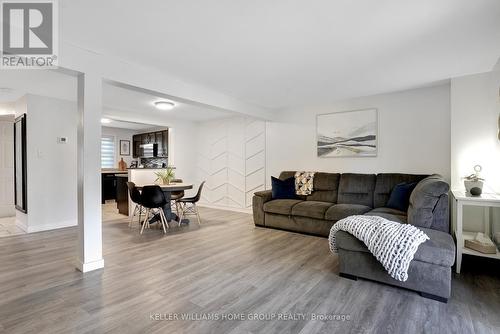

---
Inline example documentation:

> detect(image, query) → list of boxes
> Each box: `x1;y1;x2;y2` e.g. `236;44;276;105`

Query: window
101;135;115;168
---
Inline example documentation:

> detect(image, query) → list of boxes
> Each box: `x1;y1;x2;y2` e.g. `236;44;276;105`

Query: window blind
101;135;115;168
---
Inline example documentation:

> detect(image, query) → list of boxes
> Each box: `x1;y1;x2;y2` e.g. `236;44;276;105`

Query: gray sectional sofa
253;171;455;302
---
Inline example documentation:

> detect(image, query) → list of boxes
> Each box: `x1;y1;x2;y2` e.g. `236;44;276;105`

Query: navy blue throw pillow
386;182;417;212
271;176;297;200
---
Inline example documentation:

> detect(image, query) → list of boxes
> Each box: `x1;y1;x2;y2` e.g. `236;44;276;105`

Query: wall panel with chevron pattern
197;116;266;209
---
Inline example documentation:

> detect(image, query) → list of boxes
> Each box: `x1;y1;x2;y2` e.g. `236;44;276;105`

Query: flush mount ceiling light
101;118;112;124
154;101;175;110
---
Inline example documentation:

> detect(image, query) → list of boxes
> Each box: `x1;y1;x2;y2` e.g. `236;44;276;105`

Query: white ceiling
101;120;156;131
0;71;235;125
0;70;77;103
102;84;234;122
61;0;500;109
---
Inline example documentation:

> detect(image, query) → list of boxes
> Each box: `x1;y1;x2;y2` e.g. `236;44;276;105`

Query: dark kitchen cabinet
116;175;129;215
132;129;168;158
155;131;168;157
133;136;142;158
102;173;117;204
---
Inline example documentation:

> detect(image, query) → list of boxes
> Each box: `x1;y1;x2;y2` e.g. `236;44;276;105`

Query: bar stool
140;185;169;234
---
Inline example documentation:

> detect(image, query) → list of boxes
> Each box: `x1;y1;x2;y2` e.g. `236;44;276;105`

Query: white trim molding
76;258;105;273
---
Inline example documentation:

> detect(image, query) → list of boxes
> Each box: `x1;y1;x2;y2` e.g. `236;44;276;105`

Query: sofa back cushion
374;173;428;208
306;172;340;203
279;171;340;203
337;173;376;207
408;174;450;230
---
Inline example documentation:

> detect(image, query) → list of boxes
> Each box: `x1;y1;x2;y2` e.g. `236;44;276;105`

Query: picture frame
14;114;27;213
316;108;378;158
120;140;131;156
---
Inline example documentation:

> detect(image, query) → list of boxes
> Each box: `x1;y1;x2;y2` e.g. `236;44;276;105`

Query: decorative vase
118;158;127;171
464;180;483;194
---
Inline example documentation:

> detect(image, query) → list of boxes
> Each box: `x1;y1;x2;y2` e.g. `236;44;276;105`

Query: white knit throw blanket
329;215;429;282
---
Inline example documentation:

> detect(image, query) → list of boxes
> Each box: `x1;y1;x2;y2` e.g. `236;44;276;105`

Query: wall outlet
57;137;68;144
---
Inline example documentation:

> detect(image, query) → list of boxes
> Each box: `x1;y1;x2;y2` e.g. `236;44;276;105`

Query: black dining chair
170;178;184;216
140;185;169;234
177;181;205;226
126;182;144;228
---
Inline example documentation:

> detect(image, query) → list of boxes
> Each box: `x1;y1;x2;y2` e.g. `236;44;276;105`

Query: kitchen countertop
101;170;128;174
128;168;169;170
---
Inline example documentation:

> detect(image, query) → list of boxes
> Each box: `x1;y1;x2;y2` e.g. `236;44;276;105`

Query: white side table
451;190;500;273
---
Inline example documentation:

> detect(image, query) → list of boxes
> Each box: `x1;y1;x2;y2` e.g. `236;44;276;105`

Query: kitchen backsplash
140;157;168;168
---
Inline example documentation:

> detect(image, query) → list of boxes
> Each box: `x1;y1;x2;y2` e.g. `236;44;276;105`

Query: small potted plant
463;165;484;195
155;166;175;185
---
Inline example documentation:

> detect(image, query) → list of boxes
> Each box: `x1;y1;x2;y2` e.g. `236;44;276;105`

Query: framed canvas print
120;140;131;156
317;108;378;157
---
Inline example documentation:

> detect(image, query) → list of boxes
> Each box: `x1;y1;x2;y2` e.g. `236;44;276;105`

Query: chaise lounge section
253;171;455;302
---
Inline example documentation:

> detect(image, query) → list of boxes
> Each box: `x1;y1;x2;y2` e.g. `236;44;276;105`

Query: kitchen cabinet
133;136;142;158
132;129;168;158
116;175;129;215
102;173;117;204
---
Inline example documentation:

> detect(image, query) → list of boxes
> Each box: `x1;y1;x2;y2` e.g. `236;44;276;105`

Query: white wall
0;113;15;218
168;121;199;197
451;70;500;192
266;84;451;185
450;70;500;233
15;94;78;232
196;116;266;210
101;126;138;167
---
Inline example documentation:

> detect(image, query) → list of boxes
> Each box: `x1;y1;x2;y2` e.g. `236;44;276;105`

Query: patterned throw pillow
294;171;315;196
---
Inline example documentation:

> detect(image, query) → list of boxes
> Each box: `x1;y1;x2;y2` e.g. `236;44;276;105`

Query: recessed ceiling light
154;101;175;110
101;118;112;124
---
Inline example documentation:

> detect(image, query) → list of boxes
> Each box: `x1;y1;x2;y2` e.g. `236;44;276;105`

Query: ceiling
0;71;235;124
102;84;234;122
60;0;500;109
101;120;157;131
0;70;77;103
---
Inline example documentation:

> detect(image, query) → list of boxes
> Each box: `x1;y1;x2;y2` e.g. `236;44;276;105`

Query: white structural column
76;73;104;272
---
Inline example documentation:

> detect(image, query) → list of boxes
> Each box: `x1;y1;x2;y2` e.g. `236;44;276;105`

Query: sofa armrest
253;190;272;226
408;175;450;233
254;190;273;202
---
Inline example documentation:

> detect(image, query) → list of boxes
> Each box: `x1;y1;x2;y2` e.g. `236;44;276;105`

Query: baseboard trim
26;220;77;233
197;203;252;214
76;258;104;273
15;219;28;232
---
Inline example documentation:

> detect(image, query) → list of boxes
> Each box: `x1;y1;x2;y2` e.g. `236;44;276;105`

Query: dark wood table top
135;183;193;192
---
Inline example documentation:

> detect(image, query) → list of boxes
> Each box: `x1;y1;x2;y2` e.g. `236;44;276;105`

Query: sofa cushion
325;204;372;221
337;173;376;207
373;173;427;208
291;201;332;219
408;175;450;229
279;171;340;203
306;172;340;203
365;207;407;224
335;227;455;267
263;199;303;215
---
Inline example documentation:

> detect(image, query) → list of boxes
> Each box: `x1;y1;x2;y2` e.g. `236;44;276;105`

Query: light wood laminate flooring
0;207;499;333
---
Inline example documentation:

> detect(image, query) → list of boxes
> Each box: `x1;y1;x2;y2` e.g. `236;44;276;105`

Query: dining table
135;183;193;224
